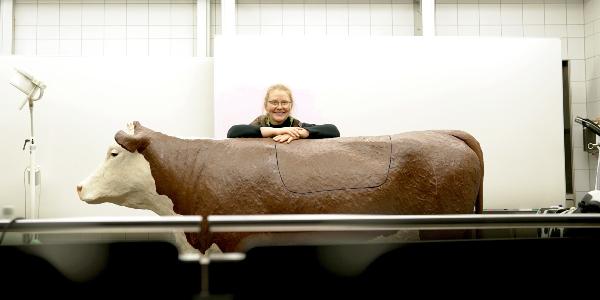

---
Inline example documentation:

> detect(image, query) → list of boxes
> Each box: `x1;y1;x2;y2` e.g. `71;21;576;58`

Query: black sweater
227;117;340;139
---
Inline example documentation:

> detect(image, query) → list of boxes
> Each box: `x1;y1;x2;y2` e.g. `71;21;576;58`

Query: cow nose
76;185;82;193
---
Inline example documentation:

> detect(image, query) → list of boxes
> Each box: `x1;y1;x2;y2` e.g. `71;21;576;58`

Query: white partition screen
214;36;565;210
0;57;214;218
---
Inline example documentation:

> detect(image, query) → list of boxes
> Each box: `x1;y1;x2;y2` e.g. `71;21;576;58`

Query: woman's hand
261;127;306;138
273;134;297;144
273;129;308;144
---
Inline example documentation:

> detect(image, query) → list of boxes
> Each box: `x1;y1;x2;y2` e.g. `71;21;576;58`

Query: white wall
0;57;214;218
585;0;600;199
13;0;198;56
214;36;565;210
210;0;416;44
217;0;587;203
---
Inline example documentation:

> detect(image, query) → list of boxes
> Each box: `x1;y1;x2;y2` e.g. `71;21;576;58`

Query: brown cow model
78;121;483;253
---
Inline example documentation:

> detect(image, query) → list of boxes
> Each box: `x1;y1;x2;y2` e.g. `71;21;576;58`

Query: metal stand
22;93;40;244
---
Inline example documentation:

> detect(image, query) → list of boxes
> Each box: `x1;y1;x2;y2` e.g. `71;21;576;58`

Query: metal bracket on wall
583;127;599;154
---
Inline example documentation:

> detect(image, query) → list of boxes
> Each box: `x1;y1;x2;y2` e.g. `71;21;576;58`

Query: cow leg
173;231;199;254
204;243;223;255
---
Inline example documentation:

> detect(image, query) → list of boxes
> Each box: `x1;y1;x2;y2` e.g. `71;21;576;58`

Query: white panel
172;4;195;25
59;39;81;56
571;81;586;104
501;4;522;25
524;24;545;36
546;3;567;25
60;26;82;39
371;26;392;36
457;4;479;25
150;26;170;38
14;39;37;55
436;25;458;36
15;4;37;25
104;39;127;56
480;4;501;25
502;25;523;37
282;25;305;36
171;26;194;38
127;39;149;56
393;25;414;36
282;4;304;26
349;4;370;26
570;59;585;82
523;4;544;25
305;4;326;26
392;4;413;26
171;38;194;55
15;25;36;39
37;40;59;56
567;2;584;24
237;4;260;26
127;26;149;39
305;25;326;36
38;4;60;26
149;4;170;25
260;25;282;35
105;4;127;26
0;57;214;218
105;26;127;39
349;25;370;36
81;39;104;56
327;4;348;27
572;148;589;170
126;4;149;26
149;39;171;56
214;36;565;209
480;25;501;36
546;24;567;37
261;4;283;26
82;4;105;26
60;4;82;26
82;26;104;39
436;4;457;26
567;24;584;37
568;37;584;59
371;4;393;26
327;25;348;36
37;26;60;40
458;25;479;36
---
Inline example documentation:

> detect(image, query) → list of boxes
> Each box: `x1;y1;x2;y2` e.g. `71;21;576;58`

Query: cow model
78;122;484;253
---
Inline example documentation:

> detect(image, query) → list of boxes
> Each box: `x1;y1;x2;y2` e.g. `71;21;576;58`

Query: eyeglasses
267;100;292;107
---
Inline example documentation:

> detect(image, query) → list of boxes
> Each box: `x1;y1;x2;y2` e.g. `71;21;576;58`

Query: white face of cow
77;145;157;209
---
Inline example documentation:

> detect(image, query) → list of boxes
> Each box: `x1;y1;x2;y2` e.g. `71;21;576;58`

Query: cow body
79;122;483;253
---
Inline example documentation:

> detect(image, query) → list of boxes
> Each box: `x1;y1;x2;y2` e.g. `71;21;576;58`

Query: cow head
77;122;157;210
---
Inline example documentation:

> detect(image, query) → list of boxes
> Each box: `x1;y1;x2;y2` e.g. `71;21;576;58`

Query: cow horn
115;130;150;153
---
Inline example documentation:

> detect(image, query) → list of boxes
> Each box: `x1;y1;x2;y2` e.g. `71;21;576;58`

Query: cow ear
115;130;149;153
132;121;153;136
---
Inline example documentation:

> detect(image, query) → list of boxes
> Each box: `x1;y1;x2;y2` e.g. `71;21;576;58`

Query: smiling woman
227;84;340;143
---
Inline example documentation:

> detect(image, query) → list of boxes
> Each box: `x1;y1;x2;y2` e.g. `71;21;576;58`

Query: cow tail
436;130;484;214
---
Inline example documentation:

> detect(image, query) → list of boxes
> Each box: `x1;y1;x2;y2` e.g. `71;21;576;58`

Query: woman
227;84;340;143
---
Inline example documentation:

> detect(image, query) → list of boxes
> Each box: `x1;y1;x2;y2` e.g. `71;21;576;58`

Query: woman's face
265;89;292;125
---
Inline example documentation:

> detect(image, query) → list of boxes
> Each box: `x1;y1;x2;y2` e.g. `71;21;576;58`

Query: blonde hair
263;84;294;109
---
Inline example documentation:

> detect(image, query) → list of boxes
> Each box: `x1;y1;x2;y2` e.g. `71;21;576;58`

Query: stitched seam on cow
421;137;438;202
275;138;392;194
384;135;392;187
273;143;290;192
